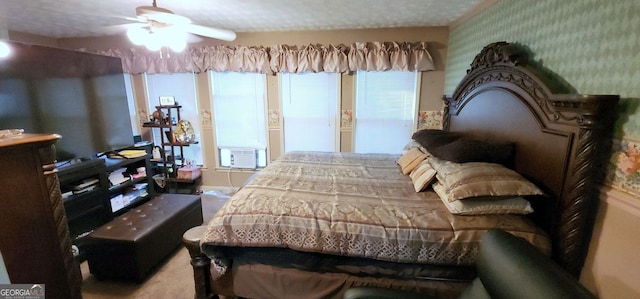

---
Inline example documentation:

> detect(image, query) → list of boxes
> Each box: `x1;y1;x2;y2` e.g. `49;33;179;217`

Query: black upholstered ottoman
84;193;202;282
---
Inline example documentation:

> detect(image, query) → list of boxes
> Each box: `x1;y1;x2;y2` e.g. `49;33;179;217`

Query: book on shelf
73;184;98;195
108;168;130;186
73;178;100;190
110;194;125;212
117;149;147;159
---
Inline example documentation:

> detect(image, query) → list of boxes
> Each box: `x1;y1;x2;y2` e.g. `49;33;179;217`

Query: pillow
433;182;534;215
411;129;461;151
401;140;429;155
429;138;515;167
396;147;428;175
409;161;437;192
434;161;544;202
427;156;453;172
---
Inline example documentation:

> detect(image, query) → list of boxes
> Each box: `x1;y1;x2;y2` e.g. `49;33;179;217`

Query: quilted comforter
200;151;550;278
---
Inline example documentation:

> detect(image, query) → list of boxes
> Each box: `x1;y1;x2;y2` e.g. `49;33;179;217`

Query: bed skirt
211;261;469;299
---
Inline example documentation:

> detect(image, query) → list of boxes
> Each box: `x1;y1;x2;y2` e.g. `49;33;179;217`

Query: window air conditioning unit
220;148;257;169
231;149;257;169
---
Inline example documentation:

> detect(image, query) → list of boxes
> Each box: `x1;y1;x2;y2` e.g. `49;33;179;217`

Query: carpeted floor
80;191;231;299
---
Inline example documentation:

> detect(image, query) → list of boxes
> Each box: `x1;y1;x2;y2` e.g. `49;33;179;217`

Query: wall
445;1;640;298
8;31;59;47
53;27;450;188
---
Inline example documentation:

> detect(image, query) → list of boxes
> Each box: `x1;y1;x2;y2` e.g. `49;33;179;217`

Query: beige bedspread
201;151;550;278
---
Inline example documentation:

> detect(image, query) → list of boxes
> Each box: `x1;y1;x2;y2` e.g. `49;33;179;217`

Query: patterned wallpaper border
268;109;280;127
417;110;443;130
341;109;353;127
607;138;640;197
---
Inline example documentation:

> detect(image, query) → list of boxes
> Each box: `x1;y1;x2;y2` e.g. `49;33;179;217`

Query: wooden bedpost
440;95;451;131
183;225;216;299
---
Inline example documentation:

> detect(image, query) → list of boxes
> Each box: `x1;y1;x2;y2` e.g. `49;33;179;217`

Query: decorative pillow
427;156;454;172
434;161;544;202
411;129;461;152
409;161;437;192
401;140;429;155
429;138;515;167
396;147;428;175
433;182;534;215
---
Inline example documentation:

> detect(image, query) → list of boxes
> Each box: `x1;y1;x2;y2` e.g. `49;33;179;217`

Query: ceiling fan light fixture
127;26;186;52
121;1;235;51
169;39;187;52
145;34;163;51
165;29;188;52
127;27;149;45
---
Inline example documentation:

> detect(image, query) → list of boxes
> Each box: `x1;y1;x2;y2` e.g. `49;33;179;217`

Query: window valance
90;41;434;75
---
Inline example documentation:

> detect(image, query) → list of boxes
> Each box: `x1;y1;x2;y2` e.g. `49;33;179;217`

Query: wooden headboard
443;42;619;277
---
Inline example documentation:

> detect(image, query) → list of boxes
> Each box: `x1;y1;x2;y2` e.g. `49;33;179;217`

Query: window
122;74;139;137
354;71;418;154
210;72;267;168
281;72;339;152
145;72;203;165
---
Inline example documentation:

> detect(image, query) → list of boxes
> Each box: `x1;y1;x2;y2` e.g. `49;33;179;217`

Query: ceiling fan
119;0;236;51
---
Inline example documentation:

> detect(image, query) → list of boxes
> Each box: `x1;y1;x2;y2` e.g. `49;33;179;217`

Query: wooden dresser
0;134;81;299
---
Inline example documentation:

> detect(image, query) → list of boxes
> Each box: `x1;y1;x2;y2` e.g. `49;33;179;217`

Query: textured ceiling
0;0;485;39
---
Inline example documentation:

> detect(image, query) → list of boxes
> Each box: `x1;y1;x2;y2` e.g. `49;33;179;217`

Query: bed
186;42;619;299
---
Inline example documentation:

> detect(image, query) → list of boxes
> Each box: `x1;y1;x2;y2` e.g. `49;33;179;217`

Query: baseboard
200;185;239;195
601;187;640;218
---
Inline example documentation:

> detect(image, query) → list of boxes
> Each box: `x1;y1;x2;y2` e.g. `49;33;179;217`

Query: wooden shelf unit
143;105;201;191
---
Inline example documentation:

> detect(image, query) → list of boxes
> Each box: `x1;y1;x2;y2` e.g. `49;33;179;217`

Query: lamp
0;41;10;58
0;22;11;58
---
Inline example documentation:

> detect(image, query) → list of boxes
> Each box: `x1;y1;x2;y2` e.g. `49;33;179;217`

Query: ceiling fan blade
184;24;236;41
186;33;204;44
136;6;191;25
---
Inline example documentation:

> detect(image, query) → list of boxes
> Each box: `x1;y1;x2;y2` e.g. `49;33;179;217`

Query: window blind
354;70;418;154
281;72;339;152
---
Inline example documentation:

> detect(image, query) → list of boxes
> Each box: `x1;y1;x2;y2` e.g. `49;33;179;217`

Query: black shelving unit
58;159;110;252
58;152;155;260
143;105;201;193
103;155;156;216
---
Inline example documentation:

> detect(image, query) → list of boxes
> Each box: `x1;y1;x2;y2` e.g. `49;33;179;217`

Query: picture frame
159;96;175;106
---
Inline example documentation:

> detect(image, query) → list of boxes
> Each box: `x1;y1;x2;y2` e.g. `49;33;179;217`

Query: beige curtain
191;45;271;73
94;48;196;74
268;44;352;73
91;41;434;74
347;42;434;71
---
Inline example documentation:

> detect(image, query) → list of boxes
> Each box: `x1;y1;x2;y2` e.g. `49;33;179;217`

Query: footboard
183;225;216;299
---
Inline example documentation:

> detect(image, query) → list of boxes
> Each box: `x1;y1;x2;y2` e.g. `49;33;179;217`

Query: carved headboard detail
444;42;618;276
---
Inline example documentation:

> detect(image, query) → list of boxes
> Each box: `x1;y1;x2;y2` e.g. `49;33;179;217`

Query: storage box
177;166;201;180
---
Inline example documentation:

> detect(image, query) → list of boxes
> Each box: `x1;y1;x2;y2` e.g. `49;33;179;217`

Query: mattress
201;151;550;279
